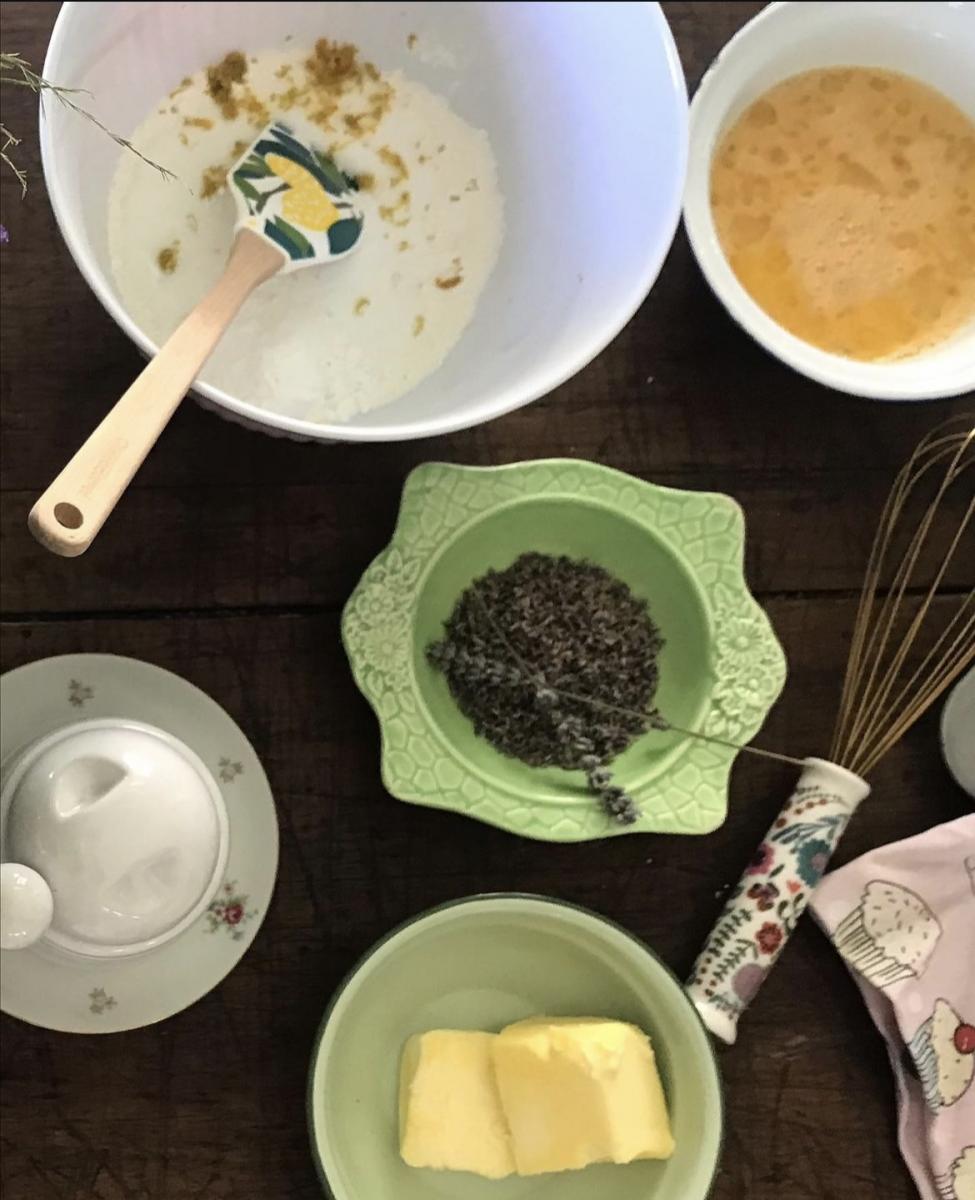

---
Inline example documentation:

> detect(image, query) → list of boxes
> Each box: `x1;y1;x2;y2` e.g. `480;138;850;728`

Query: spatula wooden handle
29;230;283;557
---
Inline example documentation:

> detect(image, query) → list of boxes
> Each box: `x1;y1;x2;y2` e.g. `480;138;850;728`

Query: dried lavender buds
427;553;666;824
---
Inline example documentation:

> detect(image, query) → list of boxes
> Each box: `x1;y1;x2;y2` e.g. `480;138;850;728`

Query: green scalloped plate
342;461;786;841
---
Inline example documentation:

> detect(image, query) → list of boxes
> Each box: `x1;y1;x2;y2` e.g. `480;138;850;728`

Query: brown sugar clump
184;116;214;130
240;90;271;128
157;242;180;274
199;140;250;200
379;191;411;226
273;85;304;112
300;38;393;138
343;102;394;137
435;257;464;289
200;165;228;199
379;146;409;186
206;51;248;119
307;39;361;89
311;102;338;127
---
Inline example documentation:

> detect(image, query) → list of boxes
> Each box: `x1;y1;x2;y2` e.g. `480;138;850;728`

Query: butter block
491;1017;675;1176
399;1030;516;1179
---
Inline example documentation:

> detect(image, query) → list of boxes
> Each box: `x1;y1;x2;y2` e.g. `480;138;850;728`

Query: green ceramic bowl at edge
341;460;787;841
307;894;723;1200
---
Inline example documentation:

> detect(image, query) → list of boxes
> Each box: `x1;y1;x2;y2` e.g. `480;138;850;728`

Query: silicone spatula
30;122;364;557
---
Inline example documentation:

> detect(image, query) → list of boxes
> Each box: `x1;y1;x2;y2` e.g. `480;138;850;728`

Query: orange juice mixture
710;68;975;361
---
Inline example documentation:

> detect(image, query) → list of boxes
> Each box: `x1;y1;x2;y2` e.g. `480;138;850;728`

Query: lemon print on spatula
230;122;365;270
264;154;342;231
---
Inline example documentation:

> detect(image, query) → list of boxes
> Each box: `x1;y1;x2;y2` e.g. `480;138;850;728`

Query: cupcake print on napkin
833;880;942;987
910;999;975;1114
936;1147;974;1200
810;815;975;1200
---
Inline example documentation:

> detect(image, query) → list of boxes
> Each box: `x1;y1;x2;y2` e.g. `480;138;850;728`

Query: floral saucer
342;461;787;842
0;655;278;1033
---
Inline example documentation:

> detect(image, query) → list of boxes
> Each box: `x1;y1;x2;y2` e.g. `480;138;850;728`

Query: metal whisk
687;417;974;1044
831;419;974;775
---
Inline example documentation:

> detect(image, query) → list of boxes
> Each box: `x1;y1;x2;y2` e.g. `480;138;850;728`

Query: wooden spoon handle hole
53;503;84;530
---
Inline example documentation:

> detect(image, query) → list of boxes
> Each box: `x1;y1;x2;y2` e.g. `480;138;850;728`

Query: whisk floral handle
687;758;870;1044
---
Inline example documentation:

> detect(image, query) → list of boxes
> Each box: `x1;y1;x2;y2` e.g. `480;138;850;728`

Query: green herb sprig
1;51;175;196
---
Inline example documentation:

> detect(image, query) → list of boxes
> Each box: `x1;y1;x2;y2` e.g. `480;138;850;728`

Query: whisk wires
830;417;975;777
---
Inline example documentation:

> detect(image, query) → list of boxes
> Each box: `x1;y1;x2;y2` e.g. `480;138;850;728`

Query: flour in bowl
107;41;504;424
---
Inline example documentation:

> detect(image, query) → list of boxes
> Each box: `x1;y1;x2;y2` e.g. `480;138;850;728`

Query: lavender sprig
427;578;662;830
1;51;175;195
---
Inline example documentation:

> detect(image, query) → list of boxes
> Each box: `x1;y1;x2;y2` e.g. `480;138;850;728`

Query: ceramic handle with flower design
686;757;871;1044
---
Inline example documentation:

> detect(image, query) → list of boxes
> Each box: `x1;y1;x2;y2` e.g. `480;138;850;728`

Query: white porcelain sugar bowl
0;719;229;957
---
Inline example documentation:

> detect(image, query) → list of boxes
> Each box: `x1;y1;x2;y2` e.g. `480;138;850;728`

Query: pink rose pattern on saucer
205;881;258;941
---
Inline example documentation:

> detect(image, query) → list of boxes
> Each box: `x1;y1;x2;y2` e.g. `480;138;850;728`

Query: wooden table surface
1;3;970;1197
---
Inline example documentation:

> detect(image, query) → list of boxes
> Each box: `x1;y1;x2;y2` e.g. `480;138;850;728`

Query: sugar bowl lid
0;719;229;957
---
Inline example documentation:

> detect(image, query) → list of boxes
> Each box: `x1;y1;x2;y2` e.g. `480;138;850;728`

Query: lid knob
0;862;54;950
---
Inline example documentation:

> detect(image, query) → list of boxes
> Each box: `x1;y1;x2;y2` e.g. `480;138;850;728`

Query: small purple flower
732;963;767;1004
746;843;774;876
0;225;9;245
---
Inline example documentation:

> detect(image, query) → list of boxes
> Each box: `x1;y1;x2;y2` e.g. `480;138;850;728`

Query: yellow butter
491;1017;675;1176
398;1030;515;1179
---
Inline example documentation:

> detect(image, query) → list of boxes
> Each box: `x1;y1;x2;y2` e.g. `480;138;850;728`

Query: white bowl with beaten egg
684;1;975;400
41;2;687;443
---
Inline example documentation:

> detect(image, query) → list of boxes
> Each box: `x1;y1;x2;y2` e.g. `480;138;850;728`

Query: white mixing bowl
683;1;975;401
41;1;687;443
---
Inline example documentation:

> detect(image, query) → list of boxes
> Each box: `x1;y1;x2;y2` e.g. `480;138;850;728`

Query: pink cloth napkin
810;815;975;1200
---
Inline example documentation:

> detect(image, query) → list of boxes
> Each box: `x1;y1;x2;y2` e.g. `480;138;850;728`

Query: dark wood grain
2;599;966;1200
1;3;968;1199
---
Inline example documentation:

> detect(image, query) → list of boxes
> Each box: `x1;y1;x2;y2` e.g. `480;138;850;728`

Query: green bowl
342;461;786;840
307;894;723;1200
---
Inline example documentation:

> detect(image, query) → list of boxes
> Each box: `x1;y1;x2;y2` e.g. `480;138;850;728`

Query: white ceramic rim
40;2;689;443
0;717;231;959
682;0;975;401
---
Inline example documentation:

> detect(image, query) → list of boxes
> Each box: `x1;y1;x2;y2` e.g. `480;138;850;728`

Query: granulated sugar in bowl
42;2;688;442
